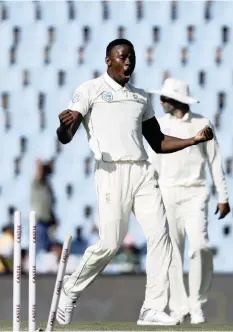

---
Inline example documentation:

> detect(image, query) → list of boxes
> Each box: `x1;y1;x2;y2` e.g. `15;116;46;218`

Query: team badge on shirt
102;91;113;102
72;91;83;103
105;193;111;203
133;93;138;100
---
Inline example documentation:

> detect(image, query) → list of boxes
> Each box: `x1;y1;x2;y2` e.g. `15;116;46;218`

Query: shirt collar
103;72;130;91
168;111;192;122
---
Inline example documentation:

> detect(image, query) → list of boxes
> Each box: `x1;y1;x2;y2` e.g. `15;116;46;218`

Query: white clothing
64;160;172;311
148;111;228;314
148;112;228;203
161;186;213;315
68;73;154;162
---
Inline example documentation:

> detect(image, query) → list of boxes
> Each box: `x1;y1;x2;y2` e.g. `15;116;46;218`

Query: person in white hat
148;78;230;324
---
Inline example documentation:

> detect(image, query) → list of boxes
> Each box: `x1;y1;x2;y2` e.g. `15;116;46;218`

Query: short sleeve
68;85;90;117
142;94;155;122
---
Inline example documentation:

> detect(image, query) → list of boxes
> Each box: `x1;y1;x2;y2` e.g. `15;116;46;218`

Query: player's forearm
56;126;72;144
212;172;229;203
207;151;228;203
160;135;196;153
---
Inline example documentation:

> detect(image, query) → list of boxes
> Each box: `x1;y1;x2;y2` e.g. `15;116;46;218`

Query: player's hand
58;110;74;128
194;126;213;144
215;202;230;219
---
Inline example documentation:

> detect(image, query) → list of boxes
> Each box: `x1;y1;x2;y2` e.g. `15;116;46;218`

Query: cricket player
56;39;213;326
149;78;230;324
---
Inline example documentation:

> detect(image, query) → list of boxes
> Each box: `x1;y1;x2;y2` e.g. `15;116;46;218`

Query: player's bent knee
100;240;119;255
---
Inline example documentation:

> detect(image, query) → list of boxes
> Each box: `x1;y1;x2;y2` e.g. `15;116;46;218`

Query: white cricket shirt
148;112;228;203
68;73;154;162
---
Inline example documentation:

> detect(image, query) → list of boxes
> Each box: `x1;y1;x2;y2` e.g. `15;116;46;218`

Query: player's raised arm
142;116;213;154
57;110;83;144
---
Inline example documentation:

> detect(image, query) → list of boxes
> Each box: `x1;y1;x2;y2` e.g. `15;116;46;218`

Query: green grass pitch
0;321;233;331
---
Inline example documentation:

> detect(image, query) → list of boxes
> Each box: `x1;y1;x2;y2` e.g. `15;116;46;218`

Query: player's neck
171;109;188;119
107;70;125;87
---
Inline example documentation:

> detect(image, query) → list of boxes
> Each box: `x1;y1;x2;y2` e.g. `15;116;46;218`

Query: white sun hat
150;78;199;105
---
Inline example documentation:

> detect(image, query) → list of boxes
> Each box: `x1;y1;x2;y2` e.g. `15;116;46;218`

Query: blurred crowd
0;159;145;275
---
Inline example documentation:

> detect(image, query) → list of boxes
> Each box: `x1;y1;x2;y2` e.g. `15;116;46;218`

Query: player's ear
105;56;111;67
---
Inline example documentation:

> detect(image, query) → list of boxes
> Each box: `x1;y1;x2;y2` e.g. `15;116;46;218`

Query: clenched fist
57;110;82;144
58;110;74;129
194;126;213;143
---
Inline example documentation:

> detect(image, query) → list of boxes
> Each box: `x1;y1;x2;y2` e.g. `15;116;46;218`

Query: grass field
1;322;233;331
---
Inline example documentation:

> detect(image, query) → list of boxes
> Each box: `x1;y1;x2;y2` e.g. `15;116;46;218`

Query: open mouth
124;69;132;78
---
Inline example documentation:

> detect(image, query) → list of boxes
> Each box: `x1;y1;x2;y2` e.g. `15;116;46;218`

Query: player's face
160;96;175;114
106;44;136;86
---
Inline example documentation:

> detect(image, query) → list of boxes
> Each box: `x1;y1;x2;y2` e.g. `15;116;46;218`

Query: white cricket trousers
160;186;213;315
65;160;172;310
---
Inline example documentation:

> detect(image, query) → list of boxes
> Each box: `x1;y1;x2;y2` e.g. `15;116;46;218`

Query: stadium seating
0;0;232;272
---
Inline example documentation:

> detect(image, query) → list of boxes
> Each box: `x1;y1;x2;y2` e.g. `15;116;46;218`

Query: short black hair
106;39;134;56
